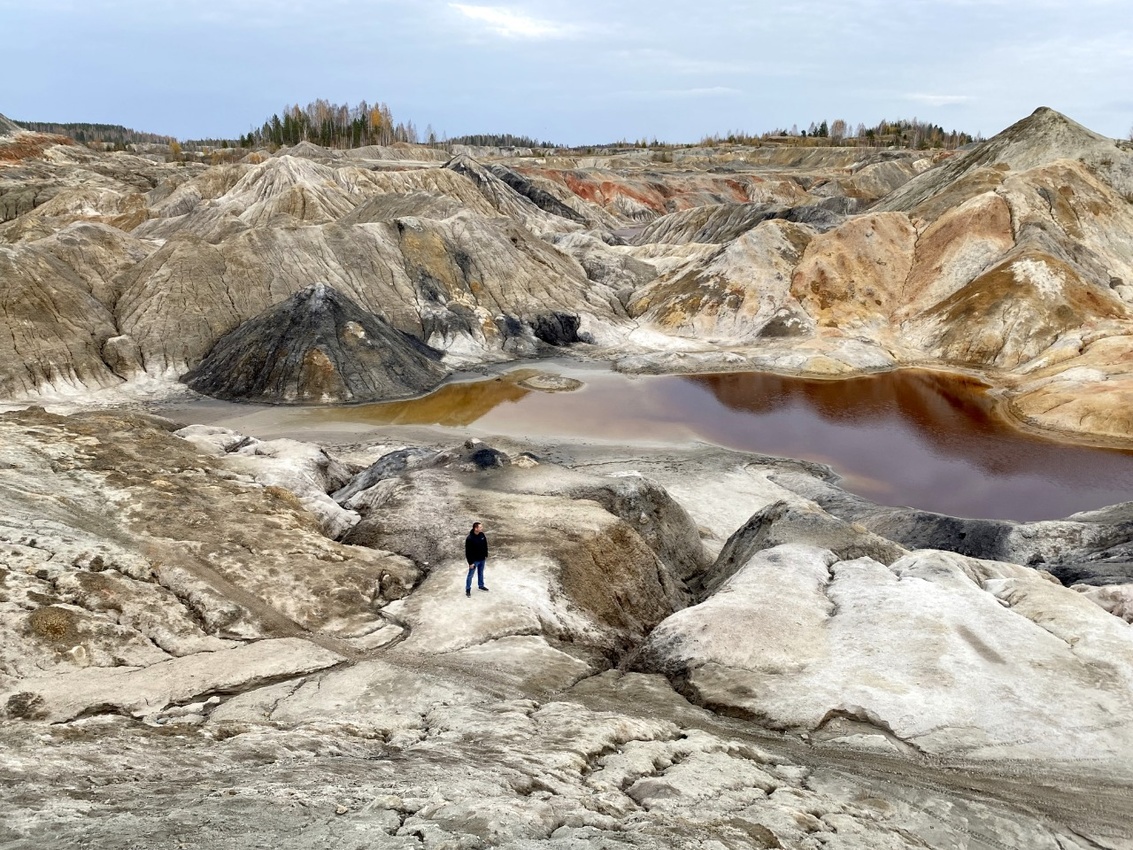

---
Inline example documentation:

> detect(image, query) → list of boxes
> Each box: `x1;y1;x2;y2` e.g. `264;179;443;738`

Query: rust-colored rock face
526;167;808;220
0;132;76;163
790;213;918;330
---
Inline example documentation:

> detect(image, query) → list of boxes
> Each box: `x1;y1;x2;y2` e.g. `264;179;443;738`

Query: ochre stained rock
914;252;1127;370
896;192;1016;320
790;212;917;330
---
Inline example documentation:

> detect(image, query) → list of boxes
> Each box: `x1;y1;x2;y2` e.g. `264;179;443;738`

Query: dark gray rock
781;201;848;229
758;306;813;338
635;201;845;246
1047;562;1133;587
455;439;511;470
530;312;582;346
852;509;1016;561
182;282;448;404
486;163;587;223
331;447;438;505
771;469;1133;570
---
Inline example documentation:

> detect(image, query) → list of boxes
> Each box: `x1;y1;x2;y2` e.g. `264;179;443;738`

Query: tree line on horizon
185;99;557;151
699;117;980;150
15;104;985;154
13;120;174;148
232;99;415;149
231;105;977;152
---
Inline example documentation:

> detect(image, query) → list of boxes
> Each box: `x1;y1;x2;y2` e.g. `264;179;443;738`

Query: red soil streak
522;167;792;214
0;133;75;163
724;178;756;201
601;181;664;211
547;169;669;213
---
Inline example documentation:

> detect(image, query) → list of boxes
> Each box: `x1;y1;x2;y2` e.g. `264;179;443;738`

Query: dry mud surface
1;410;1131;849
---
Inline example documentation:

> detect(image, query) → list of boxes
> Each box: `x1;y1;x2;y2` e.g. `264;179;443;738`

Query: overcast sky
2;0;1130;144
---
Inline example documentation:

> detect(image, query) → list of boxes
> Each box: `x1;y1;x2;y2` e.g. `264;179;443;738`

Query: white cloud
449;4;578;39
904;93;973;106
606;86;744;100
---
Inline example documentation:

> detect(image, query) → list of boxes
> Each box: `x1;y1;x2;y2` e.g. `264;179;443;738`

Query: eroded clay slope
4;109;1133;447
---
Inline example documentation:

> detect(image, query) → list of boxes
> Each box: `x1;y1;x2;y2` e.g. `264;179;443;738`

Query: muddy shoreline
149;357;1133;523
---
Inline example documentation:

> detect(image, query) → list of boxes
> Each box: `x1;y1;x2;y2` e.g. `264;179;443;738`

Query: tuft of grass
264;485;306;512
27;606;79;643
5;692;48;720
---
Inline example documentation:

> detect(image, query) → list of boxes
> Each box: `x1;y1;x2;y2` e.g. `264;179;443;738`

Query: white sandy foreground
0;409;1131;849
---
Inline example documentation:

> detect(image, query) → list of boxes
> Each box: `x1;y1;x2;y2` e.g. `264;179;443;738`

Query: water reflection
675;371;1133;519
688;371;1041;477
334;371;533;426
169;367;1133;522
401;368;1132;521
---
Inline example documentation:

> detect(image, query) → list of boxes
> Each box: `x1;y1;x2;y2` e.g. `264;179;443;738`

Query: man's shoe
479;586;489;592
466;589;471;597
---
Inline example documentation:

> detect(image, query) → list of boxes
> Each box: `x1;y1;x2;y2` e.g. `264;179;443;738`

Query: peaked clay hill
182;282;449;404
1;108;1133;849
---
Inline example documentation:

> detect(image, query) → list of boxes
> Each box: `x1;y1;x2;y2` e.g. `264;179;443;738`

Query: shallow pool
164;365;1133;522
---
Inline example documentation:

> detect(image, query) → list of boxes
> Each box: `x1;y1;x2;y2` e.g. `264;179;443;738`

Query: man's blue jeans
466;560;486;592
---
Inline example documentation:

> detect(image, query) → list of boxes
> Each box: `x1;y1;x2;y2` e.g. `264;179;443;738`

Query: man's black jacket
465;531;488;563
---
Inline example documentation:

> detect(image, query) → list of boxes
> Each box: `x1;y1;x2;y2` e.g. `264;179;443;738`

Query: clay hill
182;282;448;403
1;107;1133;442
3;108;1133;848
0;114;23;136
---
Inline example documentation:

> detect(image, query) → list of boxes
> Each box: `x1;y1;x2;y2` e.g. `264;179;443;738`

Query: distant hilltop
5;116;174;147
0;112;22;136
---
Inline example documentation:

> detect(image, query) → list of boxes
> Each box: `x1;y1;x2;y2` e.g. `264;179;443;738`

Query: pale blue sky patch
0;0;1128;143
905;95;974;107
602;86;745;103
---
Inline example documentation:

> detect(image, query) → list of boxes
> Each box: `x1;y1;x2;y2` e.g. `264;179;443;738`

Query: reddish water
363;368;1133;521
678;371;1133;520
172;367;1133;521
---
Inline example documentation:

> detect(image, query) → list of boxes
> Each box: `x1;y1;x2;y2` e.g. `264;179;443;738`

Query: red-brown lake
168;366;1133;522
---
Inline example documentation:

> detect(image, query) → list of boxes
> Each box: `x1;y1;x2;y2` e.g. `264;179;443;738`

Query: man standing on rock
465;521;489;597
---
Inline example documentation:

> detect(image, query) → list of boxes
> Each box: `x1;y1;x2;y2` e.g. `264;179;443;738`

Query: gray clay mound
182;282;448;404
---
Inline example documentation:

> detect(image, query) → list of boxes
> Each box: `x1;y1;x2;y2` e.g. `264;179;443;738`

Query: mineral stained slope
4;106;1133;442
